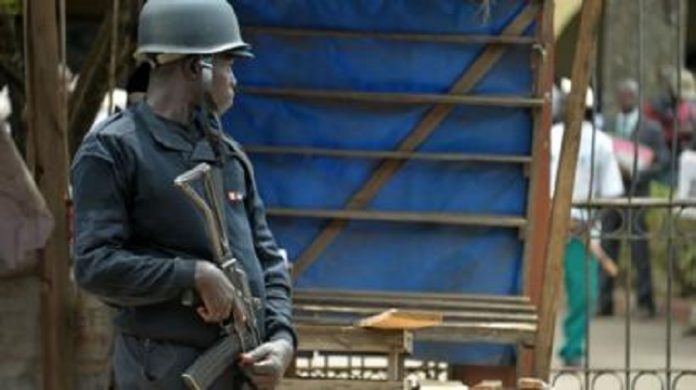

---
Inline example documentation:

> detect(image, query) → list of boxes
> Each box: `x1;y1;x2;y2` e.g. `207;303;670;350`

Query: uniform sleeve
245;169;297;349
71;135;197;307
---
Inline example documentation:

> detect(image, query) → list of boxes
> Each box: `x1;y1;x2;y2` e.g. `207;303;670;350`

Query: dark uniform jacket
604;114;670;196
71;102;295;349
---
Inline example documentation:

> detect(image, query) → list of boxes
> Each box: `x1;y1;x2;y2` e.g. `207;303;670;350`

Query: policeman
71;0;295;388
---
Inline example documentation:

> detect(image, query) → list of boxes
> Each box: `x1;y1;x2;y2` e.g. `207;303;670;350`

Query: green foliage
0;0;20;15
647;182;696;297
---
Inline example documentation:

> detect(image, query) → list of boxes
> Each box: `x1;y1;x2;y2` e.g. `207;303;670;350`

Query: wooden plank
519;0;555;378
573;197;696;208
295;306;534;317
356;309;443;330
240;86;544;107
415;322;536;345
291;4;541;279
295;288;532;304
449;365;516;388
533;0;604;380
294;305;538;323
245;25;537;45
245;145;533;164
24;1;74;389
296;325;412;354
294;292;535;313
417;380;469;389
295;317;536;345
280;379;404;390
268;208;527;228
67;3;138;158
523;0;555;311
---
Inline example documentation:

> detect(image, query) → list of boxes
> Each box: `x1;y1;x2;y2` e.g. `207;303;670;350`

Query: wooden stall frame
287;3;542;279
532;0;605;380
519;0;555;378
24;0;74;388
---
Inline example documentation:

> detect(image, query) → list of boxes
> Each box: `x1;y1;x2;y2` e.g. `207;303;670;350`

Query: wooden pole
23;0;74;388
240;86;544;107
67;2;138;157
519;0;554;378
532;0;604;380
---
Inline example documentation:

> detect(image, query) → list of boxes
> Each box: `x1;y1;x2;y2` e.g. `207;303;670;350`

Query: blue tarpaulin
223;0;536;365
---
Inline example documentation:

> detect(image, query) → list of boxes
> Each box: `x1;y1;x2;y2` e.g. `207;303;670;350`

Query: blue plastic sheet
224;0;536;365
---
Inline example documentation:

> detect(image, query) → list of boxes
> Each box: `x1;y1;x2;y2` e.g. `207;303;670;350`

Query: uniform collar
135;102;246;162
136;102;196;153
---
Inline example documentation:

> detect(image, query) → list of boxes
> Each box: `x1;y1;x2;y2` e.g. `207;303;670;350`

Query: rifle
174;162;261;390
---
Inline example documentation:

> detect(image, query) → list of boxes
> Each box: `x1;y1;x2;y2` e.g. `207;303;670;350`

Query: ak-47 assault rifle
174;162;261;390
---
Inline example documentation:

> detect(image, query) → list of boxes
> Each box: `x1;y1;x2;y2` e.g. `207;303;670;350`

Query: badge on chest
227;191;245;203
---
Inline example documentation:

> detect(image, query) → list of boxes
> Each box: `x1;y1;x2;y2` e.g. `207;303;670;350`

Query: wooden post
518;0;554;377
67;2;138;158
24;0;74;389
532;0;604;380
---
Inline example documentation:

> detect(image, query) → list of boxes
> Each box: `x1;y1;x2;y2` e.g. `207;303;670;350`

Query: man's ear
185;57;201;79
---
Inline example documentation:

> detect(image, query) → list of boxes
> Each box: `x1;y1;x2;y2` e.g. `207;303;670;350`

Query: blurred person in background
599;79;669;318
551;81;623;366
645;67;696;156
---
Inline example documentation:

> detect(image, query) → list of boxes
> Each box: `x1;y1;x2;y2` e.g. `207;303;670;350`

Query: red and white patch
228;191;244;202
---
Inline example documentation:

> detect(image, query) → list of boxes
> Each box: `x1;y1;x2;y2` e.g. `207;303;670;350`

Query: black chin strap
198;55;225;168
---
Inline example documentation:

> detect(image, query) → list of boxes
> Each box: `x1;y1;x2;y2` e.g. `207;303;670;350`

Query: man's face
211;54;237;113
617;88;636;112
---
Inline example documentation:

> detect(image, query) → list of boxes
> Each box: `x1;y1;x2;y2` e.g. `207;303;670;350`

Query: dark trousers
114;333;247;390
599;209;656;314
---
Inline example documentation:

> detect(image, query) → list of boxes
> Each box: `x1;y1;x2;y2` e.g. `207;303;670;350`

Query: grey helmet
135;0;252;60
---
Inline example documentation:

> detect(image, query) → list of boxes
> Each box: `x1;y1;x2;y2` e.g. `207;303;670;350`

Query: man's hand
194;261;236;323
239;339;294;390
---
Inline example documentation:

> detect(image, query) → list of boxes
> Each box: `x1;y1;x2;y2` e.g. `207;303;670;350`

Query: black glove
239;337;294;390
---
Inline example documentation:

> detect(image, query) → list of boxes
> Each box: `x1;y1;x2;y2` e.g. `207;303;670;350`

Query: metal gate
550;1;696;388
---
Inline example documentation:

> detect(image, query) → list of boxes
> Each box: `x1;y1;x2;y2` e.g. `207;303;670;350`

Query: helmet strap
198;55;225;167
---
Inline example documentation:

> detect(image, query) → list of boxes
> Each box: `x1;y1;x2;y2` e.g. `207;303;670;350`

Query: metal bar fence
549;1;695;388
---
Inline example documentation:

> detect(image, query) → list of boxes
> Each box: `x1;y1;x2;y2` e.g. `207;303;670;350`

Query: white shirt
550;121;625;221
615;109;639;139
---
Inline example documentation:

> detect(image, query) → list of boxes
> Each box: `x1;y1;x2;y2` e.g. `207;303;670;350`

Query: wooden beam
519;0;555;378
268;208;527;228
245;145;532;164
294;292;535;313
572;198;696;208
67;2;138;158
290;4;541;279
294;317;537;345
280;379;404;390
24;0;73;389
296;325;412;354
356;309;444;330
450;366;517;388
294;288;531;304
240;86;543;108
294;305;538;323
415;322;536;345
245;25;537;45
533;0;604;380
